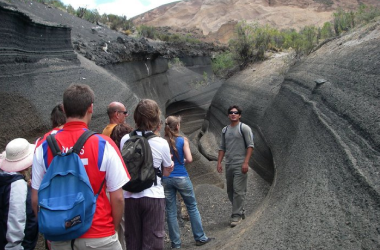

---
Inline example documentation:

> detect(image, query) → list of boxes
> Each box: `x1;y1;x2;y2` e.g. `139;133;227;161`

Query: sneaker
230;216;242;227
171;246;181;249
195;237;214;246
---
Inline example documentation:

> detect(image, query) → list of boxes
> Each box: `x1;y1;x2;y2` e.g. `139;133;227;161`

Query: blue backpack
38;130;104;241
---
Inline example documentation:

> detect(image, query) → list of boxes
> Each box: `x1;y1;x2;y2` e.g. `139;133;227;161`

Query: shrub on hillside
320;22;334;39
356;4;380;24
137;25;156;39
299;26;318;55
66;5;75;15
211;51;236;77
333;8;355;35
228;21;256;68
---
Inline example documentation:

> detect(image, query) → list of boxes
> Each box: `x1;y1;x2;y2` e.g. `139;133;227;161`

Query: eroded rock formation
0;0;223;190
200;19;380;249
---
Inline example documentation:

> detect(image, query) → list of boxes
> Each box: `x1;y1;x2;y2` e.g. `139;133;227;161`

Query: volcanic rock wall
0;2;222;187
0;3;77;147
201;19;380;249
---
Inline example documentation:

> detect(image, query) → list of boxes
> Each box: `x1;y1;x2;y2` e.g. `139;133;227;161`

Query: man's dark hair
50;104;66;128
134;99;161;131
63;84;94;118
228;105;242;115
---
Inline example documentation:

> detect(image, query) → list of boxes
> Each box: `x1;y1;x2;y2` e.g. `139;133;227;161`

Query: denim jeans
162;177;207;247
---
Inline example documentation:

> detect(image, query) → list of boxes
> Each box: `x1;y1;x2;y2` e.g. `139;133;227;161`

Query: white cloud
61;0;178;19
61;0;97;10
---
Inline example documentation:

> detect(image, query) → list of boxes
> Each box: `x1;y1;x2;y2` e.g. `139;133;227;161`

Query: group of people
0;83;254;250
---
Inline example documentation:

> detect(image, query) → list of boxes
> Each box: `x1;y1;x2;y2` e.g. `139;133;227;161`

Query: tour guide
217;105;254;227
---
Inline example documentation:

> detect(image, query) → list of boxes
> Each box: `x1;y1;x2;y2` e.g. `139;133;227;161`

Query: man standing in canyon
217;105;254;227
102;101;129;136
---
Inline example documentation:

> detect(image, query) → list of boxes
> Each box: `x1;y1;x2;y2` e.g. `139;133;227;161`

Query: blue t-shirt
168;136;189;178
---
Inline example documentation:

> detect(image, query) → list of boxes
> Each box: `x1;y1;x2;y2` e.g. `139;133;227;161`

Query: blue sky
61;0;178;19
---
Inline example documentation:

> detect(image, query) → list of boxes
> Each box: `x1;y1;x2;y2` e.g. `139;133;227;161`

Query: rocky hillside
132;0;380;43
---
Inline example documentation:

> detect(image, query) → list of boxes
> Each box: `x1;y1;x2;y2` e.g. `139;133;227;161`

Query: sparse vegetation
313;0;334;7
333;4;380;35
30;0;133;33
211;51;235;77
168;58;184;68
190;71;214;89
212;4;380;77
320;21;334;39
137;25;202;43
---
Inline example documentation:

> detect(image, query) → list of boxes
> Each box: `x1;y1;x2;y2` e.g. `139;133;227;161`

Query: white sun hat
0;138;35;172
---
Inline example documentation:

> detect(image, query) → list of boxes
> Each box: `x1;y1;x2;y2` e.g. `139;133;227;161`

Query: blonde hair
164;116;181;160
20;167;32;183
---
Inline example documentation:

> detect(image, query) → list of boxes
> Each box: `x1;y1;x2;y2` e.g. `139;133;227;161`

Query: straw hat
0;138;35;172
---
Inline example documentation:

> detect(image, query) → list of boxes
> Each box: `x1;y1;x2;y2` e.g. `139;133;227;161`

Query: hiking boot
195;237;214;246
241;209;246;220
230;216;242;227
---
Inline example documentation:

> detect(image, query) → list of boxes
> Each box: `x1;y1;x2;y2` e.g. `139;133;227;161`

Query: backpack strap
48;130;96;156
139;130;160;185
47;134;62;156
142;131;157;140
240;122;247;148
222;126;228;151
72;130;97;154
95;178;106;196
222;126;228;134
222;123;247;149
74;131;105;197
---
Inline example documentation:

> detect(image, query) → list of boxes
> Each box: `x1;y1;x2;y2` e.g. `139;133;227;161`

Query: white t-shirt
120;132;173;199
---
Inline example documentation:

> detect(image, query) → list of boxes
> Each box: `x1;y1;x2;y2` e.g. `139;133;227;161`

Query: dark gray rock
200;20;380;249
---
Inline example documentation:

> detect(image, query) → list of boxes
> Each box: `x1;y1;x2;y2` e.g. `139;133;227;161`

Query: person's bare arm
217;150;225;173
183;137;193;163
109;188;124;230
31;188;39;217
162;161;174;177
242;147;253;174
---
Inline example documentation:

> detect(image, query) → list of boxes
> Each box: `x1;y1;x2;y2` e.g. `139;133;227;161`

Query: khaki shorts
50;232;122;250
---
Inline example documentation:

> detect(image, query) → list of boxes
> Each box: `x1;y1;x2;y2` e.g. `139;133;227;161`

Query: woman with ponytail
163;116;213;248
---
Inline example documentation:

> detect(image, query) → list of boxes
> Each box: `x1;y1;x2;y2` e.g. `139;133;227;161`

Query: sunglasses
117;111;128;115
229;111;240;115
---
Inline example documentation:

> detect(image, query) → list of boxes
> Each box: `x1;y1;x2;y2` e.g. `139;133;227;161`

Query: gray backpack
121;130;162;193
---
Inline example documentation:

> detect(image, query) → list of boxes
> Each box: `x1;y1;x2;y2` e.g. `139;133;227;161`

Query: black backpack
121;130;162;193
